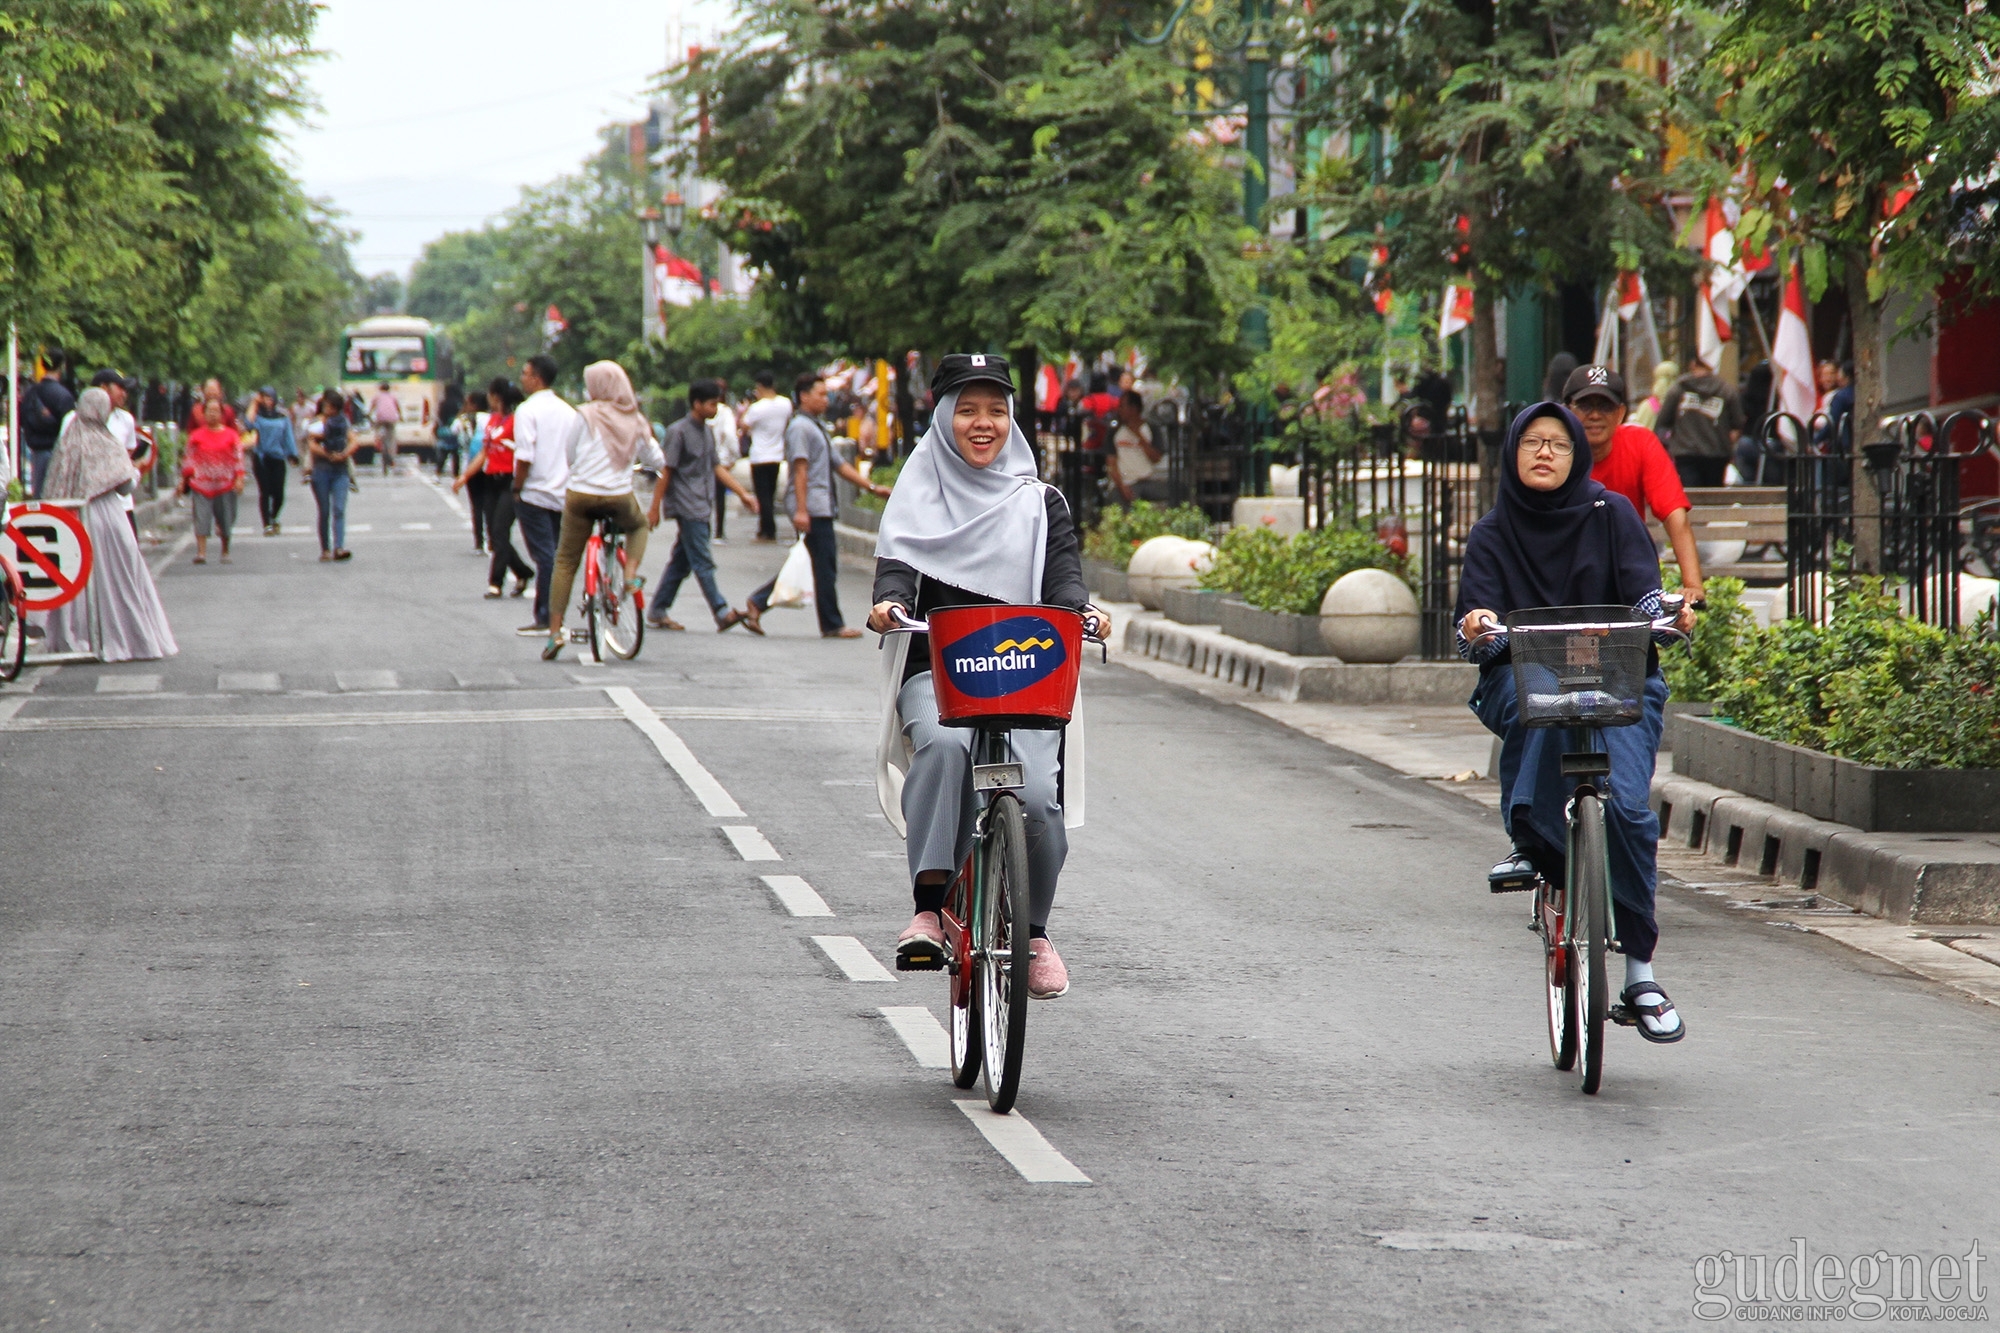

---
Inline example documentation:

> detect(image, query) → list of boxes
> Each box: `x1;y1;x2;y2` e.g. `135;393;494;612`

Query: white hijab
874;388;1048;603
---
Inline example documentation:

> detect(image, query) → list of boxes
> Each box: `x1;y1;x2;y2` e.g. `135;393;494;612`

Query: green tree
1685;0;2000;571
682;0;1255;385
1295;0;1688;428
406;231;505;326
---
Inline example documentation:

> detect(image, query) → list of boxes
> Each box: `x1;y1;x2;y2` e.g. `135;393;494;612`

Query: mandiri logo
942;615;1067;698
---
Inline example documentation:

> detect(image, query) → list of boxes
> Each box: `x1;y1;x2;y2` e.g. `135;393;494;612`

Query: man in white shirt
510;354;577;634
707;379;740;541
738;369;792;542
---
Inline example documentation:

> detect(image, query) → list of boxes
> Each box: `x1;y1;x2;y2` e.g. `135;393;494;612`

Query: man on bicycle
1455;403;1689;1043
866;354;1107;1001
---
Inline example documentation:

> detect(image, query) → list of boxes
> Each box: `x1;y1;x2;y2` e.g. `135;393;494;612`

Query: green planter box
1668;713;2000;833
1216;597;1332;657
1161;587;1225;625
1080;556;1130;604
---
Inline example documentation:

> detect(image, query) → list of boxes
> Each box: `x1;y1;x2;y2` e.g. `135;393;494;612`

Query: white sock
1625;957;1654;988
1623;958;1680;1035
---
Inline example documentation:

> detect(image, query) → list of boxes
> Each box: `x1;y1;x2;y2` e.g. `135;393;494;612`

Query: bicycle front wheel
977;793;1031;1114
1542;879;1576;1071
1570;791;1610;1095
946;870;980;1089
0;593;23;682
596;544;643;660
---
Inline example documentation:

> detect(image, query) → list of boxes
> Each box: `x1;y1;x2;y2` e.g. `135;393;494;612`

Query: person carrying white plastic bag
737;371;888;636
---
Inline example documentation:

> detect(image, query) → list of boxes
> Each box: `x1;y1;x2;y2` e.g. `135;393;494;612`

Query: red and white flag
1696;198;1745;366
1036;363;1062;413
1439;283;1475;341
542;304;568;349
1771;260;1816;428
654;246;706;307
1615;270;1647;321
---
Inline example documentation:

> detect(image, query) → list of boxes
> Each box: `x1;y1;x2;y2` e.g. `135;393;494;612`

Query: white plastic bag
768;537;814;608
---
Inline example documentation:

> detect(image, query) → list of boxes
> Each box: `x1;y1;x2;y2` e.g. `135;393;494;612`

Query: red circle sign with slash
5;502;95;611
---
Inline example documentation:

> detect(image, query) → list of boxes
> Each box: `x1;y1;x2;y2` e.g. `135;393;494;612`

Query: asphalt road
3;469;1997;1332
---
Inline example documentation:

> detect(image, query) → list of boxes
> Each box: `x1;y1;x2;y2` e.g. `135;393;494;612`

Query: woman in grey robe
41;388;178;662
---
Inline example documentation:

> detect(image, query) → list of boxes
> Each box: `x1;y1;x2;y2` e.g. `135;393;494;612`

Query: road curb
1121;613;1475;705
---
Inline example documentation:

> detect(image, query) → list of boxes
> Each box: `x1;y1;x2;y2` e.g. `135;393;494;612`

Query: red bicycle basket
927;604;1084;730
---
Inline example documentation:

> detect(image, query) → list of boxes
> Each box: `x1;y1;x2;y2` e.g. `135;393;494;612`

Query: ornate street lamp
661;190;686;245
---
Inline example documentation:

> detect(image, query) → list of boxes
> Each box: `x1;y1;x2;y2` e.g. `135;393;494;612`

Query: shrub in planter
1707;578;2000;770
850;457;901;512
1197;524;1409;616
1659;573;1753;704
1081;501;1211;569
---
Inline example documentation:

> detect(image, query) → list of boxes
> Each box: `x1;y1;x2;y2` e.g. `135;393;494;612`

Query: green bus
338;316;456;459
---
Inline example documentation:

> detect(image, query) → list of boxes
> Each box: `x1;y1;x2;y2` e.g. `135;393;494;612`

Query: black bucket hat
929;353;1013;400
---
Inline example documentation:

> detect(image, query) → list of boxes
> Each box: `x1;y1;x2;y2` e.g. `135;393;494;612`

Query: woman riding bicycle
867;353;1107;1001
1455;402;1690;1043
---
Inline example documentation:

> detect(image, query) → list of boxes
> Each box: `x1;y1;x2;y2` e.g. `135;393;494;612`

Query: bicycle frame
941;727;1019;997
1557;726;1618;957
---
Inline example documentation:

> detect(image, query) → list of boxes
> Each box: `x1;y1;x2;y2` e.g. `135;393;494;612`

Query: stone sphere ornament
1126;536;1215;610
1320;567;1420;662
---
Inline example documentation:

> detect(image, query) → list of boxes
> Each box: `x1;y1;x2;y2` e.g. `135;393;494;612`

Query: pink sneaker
1027;938;1069;999
896;912;945;971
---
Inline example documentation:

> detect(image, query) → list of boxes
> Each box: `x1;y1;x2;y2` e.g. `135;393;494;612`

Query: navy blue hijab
1455;402;1661;622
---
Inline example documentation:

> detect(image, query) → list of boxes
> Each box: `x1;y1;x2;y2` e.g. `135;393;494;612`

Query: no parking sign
5;502;94;611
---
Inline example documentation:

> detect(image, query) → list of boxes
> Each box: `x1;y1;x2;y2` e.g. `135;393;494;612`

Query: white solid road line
812;935;895;982
410;465;472;522
760;874;832;916
146;530;195;577
953;1102;1091;1183
602;685;745;817
722;826;781;861
878;1006;949;1068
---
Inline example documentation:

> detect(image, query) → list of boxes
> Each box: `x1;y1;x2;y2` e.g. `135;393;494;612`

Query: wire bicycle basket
1505;605;1651;728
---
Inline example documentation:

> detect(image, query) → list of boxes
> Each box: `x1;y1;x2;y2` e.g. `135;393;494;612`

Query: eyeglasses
1520;434;1574;456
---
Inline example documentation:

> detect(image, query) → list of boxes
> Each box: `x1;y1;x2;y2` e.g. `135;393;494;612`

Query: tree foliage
681;0;1256;381
1295;0;1688;424
0;0;360;386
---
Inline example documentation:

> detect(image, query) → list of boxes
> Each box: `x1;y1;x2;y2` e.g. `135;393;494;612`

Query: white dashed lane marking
878;1007;949;1068
954;1102;1091;1183
603;685;744;816
760;874;831;916
722;826;781;861
334;670;398;692
217;672;280;692
399;522;432;531
813;936;894;982
96;675;160;693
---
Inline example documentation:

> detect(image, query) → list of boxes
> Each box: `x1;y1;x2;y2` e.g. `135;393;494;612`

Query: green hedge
851;457;901;512
1197;525;1410;616
1080;501;1212;569
1671;575;2000;771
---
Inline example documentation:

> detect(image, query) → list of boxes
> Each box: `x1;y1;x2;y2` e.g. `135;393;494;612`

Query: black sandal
1488;849;1538;893
1615;982;1686;1044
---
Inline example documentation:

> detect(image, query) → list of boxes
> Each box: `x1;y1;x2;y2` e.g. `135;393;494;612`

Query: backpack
20;380;63;439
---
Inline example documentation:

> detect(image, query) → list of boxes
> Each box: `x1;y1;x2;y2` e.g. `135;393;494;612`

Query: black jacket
873;486;1089;681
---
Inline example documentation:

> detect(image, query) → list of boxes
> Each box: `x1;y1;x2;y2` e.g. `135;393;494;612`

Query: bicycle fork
1559;728;1620;956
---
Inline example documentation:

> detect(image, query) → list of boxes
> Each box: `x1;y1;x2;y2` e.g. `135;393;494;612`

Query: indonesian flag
1439;283;1474;340
1696;198;1740;365
1615;270;1647;321
1771;260;1816;428
542;304;567;348
1369;244;1393;316
1036;363;1062;413
654;246;705;307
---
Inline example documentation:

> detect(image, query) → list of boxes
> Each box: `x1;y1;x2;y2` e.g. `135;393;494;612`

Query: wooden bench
1646;487;1789;584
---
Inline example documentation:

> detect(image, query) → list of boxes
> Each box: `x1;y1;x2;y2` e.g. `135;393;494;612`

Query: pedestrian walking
456;389;491;554
368;381;401;473
1655;356;1743;489
246;388;299;534
540;361;668;660
509;355;575;636
20;352;76;498
41;387;177;661
184;378;238;432
740;369;791;542
708;377;740;541
645;378;760;633
180;401;244;565
305;390;356;561
740;372;888;638
63;369;141;532
456;380;532;598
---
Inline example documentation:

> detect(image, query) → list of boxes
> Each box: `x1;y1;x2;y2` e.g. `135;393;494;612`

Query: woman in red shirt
453;378;532;597
179;401;246;564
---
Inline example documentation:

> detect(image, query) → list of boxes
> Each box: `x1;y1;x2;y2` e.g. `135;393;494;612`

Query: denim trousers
1472;664;1669;962
649;516;729;619
310;465;350;553
513;499;561;628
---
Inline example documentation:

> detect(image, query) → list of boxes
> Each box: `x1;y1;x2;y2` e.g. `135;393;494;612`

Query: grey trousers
898;672;1067;930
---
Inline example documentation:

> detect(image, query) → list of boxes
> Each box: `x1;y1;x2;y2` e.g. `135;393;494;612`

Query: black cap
929;353;1013;400
90;368;124;387
1561;364;1626;405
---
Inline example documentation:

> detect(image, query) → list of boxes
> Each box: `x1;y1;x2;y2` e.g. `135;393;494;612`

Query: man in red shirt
1561;364;1706;609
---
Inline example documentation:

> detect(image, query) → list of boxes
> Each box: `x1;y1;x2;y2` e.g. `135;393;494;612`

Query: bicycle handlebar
1466;594;1691;651
878;605;1110;651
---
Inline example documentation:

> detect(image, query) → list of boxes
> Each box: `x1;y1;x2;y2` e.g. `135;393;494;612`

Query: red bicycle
576;515;644;662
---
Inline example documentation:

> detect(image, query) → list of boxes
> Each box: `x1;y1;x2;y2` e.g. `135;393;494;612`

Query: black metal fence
1298;403;1503;660
1036;400;1275;530
1764;409;1998;630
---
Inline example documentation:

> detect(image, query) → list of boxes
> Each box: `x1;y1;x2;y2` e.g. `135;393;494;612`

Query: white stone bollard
1125;535;1215;610
1320;567;1420;663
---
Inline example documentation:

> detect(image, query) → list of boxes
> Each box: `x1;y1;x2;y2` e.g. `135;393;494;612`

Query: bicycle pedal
1488;873;1537;894
895;944;945;972
568;628;588;643
1608;1004;1638;1027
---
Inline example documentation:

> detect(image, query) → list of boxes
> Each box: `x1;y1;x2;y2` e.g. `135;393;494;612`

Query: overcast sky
283;0;732;280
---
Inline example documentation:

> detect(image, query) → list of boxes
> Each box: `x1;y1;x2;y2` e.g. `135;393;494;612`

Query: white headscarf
874;388;1048;604
44;388;137;502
